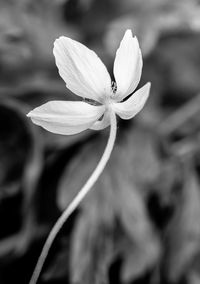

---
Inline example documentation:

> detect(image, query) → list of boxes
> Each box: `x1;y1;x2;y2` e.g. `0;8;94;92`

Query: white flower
27;29;150;135
27;29;151;284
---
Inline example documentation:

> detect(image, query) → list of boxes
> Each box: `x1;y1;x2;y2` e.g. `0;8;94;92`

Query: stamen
84;98;100;106
111;81;117;94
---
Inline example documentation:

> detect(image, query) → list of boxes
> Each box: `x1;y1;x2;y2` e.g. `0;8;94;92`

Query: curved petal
113;29;143;102
90;110;110;130
53;36;111;103
27;101;105;135
112;83;150;120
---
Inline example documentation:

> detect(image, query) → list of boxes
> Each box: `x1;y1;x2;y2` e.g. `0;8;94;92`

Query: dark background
1;0;200;283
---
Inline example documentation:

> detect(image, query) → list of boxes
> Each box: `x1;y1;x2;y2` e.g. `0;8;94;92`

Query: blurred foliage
1;0;200;284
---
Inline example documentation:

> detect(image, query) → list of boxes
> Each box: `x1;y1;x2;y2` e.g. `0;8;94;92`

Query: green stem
29;110;117;284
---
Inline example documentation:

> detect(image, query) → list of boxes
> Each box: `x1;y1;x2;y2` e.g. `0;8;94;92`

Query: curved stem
29;110;117;284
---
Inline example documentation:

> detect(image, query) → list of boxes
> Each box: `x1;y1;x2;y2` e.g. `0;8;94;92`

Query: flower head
27;29;150;135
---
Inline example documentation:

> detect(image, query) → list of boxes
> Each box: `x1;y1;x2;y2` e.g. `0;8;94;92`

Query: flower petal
112;83;150;120
53;36;111;103
113;29;143;101
90;110;110;130
27;101;105;135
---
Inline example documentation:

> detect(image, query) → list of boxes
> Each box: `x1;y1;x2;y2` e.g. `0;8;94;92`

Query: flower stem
29;110;117;284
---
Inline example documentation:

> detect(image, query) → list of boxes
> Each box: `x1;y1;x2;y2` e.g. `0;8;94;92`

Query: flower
27;29;150;135
27;29;151;284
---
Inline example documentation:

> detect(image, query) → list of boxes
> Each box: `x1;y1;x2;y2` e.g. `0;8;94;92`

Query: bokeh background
1;0;200;283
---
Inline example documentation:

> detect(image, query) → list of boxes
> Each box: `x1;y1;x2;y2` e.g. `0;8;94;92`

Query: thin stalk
29;110;117;284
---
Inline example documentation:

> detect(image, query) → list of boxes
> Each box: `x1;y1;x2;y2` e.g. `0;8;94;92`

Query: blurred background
1;0;200;283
